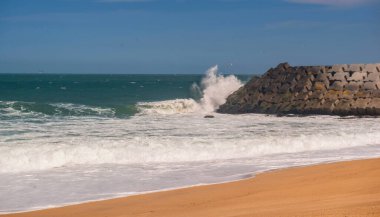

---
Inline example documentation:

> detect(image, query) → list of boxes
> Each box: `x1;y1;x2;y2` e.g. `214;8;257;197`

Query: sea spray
138;66;243;114
198;65;243;112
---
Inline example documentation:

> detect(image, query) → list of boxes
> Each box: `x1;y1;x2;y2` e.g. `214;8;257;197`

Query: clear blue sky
0;0;379;74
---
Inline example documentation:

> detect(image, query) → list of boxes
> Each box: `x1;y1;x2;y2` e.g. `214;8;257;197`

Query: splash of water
138;65;243;114
198;65;242;112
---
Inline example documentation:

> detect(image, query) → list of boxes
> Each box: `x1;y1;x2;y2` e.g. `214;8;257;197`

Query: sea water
1;67;380;213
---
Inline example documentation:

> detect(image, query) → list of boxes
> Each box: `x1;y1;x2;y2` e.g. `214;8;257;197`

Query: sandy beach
3;158;380;217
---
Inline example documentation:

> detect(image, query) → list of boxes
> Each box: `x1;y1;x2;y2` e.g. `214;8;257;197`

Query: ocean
1;66;380;213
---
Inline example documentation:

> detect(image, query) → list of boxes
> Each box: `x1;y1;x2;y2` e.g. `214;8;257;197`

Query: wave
137;66;243;115
0;101;137;118
1;125;379;173
0;66;242;118
137;99;200;115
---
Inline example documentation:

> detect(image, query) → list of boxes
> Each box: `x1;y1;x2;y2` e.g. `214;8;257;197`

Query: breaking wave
137;66;242;115
1;66;242;118
1;115;380;173
137;99;200;115
0;101;138;119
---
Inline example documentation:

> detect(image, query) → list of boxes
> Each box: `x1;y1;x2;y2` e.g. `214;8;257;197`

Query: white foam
2;143;380;213
0;101;115;117
137;99;200;115
51;103;115;116
198;65;243;112
137;65;243;115
1;114;380;173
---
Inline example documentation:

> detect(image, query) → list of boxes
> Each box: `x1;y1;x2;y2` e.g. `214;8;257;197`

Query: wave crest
0;101;117;118
137;66;243;115
137;99;200;115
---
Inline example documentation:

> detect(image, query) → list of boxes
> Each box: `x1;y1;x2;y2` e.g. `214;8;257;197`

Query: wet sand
3;158;380;217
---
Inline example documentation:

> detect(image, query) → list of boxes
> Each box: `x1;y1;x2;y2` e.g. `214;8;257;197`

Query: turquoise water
0;74;249;118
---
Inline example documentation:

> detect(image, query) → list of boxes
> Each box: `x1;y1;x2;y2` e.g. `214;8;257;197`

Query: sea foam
137;65;243;114
1;114;380;173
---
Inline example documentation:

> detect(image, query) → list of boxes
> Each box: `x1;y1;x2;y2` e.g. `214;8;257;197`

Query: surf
137;65;243;115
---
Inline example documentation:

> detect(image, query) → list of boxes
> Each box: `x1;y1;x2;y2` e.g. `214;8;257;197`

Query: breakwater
218;63;380;116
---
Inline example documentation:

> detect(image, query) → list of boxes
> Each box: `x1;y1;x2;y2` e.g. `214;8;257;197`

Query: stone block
304;79;313;91
288;80;298;91
278;102;292;113
367;98;380;115
278;83;291;94
329;72;349;81
308;66;323;74
294;79;312;92
306;73;317;81
313;82;327;91
364;72;380;82
290;101;307;113
363;64;380;73
295;73;302;81
266;67;287;79
363;81;380;90
262;93;275;103
315;73;329;82
346;81;362;92
269;83;281;93
331;64;347;72
329;81;346;91
309;91;324;100
268;104;280;113
258;101;272;112
247;94;261;105
284;74;297;83
347;72;366;81
320;100;336;114
272;94;284;103
274;74;288;83
333;99;352;116
371;90;380;98
304;101;324;114
325;90;340;100
355;91;372;99
346;64;363;72
294;92;309;101
340;90;354;100
259;83;273;94
280;92;294;103
351;98;371;115
370;98;380;107
352;98;370;108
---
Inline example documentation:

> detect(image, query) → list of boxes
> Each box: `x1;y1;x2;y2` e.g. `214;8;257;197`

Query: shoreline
3;157;380;217
0;158;363;215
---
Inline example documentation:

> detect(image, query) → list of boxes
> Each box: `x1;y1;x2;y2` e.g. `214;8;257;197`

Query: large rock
218;63;380;116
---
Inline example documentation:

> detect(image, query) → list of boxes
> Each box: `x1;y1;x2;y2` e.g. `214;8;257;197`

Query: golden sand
3;158;380;217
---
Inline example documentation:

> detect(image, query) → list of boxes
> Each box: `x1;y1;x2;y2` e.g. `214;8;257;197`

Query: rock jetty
218;63;380;116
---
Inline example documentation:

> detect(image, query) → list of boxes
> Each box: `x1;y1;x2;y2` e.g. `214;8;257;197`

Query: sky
0;0;379;74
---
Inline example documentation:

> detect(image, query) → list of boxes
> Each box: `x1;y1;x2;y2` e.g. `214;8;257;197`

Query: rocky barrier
218;63;380;116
